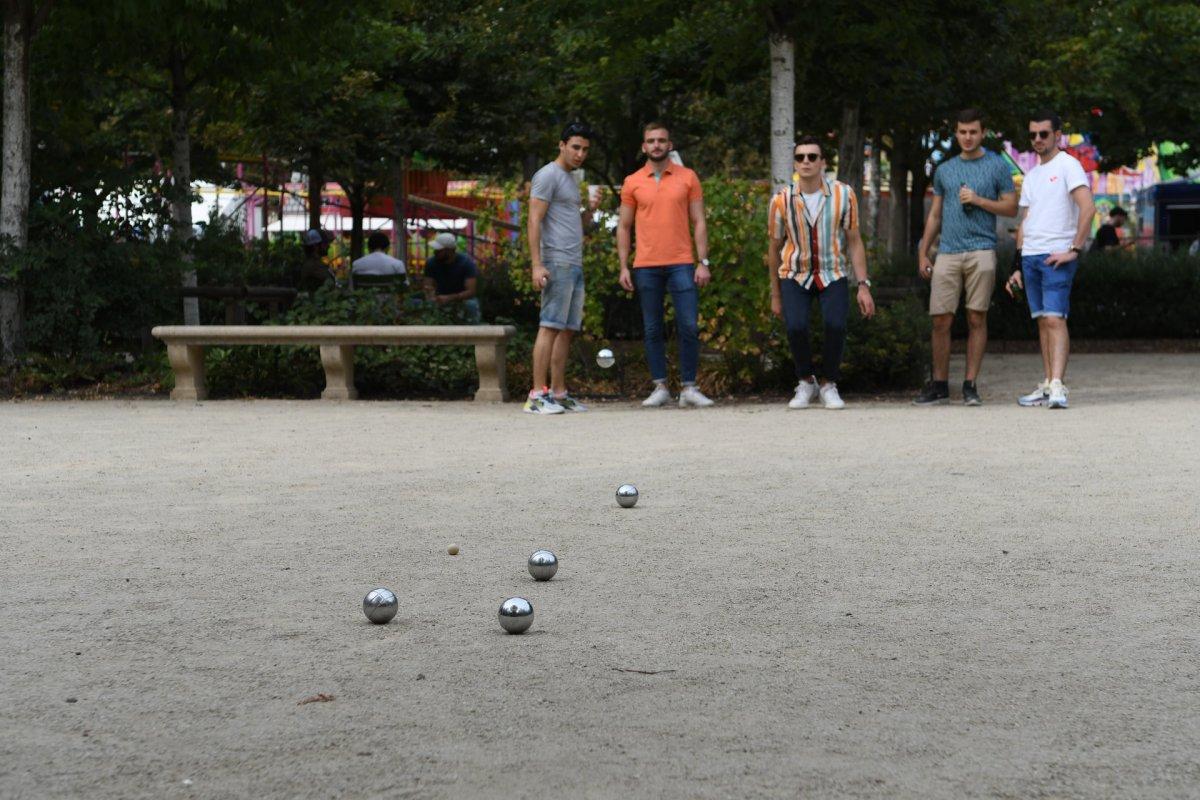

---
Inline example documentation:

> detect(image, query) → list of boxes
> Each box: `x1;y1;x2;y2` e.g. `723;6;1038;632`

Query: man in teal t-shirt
914;109;1018;406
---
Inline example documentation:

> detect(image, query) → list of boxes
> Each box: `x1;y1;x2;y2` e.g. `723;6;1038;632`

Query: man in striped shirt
767;136;875;409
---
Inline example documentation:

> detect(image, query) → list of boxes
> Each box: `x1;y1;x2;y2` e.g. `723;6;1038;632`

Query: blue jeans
633;264;700;384
779;277;849;382
1021;254;1078;318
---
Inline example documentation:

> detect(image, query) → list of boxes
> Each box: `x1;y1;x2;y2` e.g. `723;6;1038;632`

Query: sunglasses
794;152;821;163
1028;130;1053;141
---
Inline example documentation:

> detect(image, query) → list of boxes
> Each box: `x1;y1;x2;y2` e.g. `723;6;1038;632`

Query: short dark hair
794;135;824;159
560;122;593;143
643;121;670;137
1031;108;1063;131
367;232;390;252
956;108;983;127
1109;206;1128;218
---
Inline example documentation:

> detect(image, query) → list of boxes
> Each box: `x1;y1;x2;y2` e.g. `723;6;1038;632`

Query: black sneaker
912;381;950;405
962;381;982;406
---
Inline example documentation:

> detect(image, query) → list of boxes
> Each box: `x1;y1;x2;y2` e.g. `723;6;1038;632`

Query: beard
646;150;669;163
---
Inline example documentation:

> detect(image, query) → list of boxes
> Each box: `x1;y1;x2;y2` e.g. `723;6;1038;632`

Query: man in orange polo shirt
617;122;714;408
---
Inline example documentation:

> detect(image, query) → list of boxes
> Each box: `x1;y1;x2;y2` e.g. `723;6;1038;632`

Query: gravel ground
3;353;1199;800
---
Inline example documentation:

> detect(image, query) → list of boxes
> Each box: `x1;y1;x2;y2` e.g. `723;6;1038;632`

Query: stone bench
151;325;516;402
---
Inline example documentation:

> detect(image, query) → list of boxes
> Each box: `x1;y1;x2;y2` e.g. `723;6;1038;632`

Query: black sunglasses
1028;130;1053;141
794;152;821;162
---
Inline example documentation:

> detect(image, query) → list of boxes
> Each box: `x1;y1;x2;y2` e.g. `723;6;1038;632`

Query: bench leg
474;342;508;402
167;343;207;401
320;345;358;400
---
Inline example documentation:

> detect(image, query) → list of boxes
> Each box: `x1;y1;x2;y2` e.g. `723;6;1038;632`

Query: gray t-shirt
530;161;583;265
932;150;1015;254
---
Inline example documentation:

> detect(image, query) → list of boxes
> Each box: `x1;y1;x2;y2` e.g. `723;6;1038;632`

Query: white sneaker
788;379;818;409
819;382;845;410
679;386;715;408
523;393;565;415
642;385;672;407
1018;380;1050;407
1047;379;1069;409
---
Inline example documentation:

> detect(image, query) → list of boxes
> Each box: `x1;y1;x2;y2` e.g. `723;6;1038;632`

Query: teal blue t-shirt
932;150;1015;253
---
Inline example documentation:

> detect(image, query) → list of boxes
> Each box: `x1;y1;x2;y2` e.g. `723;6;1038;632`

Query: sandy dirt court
3;353;1200;799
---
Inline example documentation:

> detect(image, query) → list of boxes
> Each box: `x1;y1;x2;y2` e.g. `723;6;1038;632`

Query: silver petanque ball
363;587;398;624
596;348;615;369
498;597;534;634
527;549;559;581
616;484;639;508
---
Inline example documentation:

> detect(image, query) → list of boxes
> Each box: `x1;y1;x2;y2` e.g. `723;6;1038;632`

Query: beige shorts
929;249;996;315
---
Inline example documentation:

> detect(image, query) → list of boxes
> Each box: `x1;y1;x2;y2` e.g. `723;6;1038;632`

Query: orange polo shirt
620;162;703;267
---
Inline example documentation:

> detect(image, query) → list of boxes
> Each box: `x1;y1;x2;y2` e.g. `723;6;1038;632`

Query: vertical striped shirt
768;179;860;289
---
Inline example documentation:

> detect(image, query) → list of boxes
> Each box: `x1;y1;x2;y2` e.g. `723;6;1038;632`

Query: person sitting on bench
422;232;481;322
352;232;407;280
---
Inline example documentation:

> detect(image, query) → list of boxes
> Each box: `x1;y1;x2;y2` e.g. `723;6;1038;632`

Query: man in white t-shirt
1005;110;1095;409
352;232;407;278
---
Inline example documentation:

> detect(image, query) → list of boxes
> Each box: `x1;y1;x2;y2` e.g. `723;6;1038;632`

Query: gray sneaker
554;394;588;412
523;393;565;415
1018;380;1050;407
1047;380;1069;409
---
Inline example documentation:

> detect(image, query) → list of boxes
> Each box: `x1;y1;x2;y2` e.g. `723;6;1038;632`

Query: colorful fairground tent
191;167;516;265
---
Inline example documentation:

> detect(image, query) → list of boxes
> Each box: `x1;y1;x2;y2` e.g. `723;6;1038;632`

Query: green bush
19;195;184;358
922;249;1200;341
203;285;534;399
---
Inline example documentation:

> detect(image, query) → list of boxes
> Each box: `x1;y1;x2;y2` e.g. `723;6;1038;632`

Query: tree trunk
169;43;199;325
345;181;365;262
1;0;33;364
392;159;407;264
768;31;795;191
261;182;271;244
836;101;865;197
865;135;882;243
909;144;929;255
307;147;322;231
887;134;910;256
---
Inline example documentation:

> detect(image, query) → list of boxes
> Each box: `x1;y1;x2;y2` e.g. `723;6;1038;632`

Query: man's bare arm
968;190;1019;217
616;204;634;269
918;195;944;277
527;197;550;269
1069;186;1096;249
689;199;708;262
528;196;551;287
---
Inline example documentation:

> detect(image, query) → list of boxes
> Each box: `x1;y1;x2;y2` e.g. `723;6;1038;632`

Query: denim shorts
540;263;585;331
1021;254;1079;319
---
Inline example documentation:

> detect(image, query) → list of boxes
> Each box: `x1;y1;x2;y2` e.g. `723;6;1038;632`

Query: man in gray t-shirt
523;122;593;415
530;160;584;268
914;109;1017;406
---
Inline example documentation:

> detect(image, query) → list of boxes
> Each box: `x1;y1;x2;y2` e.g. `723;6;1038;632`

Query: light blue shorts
1022;254;1079;319
540;263;585;331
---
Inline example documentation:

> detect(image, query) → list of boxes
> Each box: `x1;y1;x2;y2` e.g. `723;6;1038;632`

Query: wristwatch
1070;245;1083;255
859;278;872;288
699;258;711;267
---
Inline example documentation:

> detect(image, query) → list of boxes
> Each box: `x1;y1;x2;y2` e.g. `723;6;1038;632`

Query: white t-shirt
801;190;824;225
1019;151;1089;254
352;251;406;275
